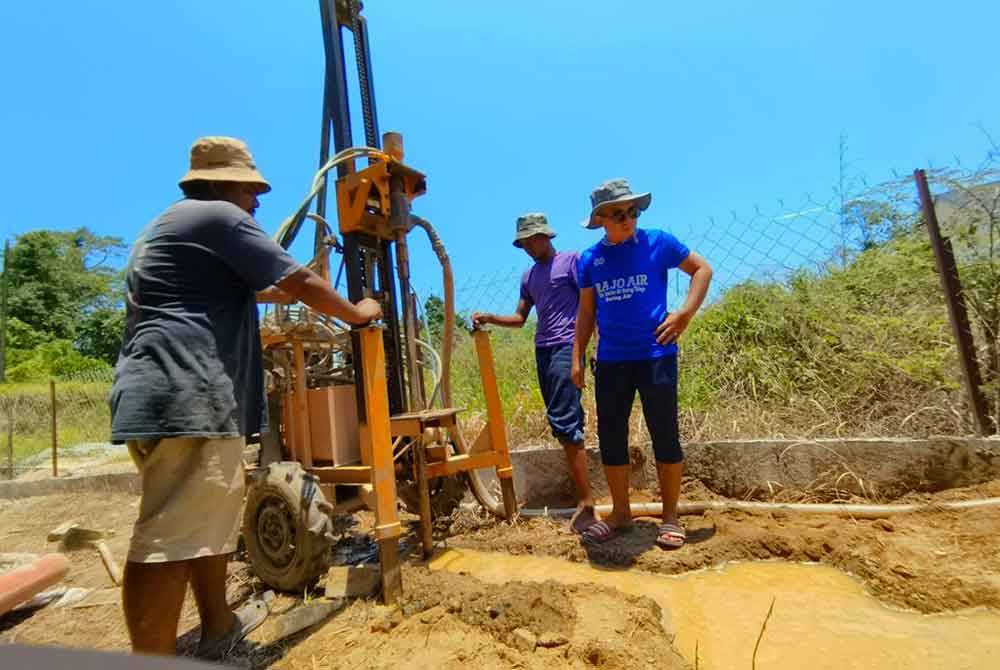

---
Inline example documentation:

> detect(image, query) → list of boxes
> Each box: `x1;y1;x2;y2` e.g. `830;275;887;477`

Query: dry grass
0;381;110;476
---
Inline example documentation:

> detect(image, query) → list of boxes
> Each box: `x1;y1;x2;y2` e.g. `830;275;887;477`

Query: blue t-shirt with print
577;228;690;361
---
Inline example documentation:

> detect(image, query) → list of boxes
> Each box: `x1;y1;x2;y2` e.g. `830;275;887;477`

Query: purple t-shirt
520;250;579;348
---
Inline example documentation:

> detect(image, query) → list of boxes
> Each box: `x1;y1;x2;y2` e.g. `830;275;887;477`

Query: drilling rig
242;1;518;604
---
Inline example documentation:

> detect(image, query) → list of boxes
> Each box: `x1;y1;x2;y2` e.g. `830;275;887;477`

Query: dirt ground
271;570;686;670
2;478;999;667
450;478;1000;614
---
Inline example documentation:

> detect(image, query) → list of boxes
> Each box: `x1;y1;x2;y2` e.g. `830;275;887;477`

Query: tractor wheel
243;462;333;593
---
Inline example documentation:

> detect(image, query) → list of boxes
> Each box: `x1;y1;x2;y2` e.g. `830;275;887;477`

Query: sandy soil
2;479;999;666
450;478;1000;614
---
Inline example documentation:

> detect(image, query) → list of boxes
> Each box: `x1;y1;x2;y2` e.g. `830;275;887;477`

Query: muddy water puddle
429;549;1000;669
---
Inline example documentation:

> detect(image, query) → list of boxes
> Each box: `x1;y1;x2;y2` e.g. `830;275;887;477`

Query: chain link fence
3;154;997;476
429;154;1000;446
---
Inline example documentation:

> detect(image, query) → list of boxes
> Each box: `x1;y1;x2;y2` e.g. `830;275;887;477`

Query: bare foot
603;511;634;532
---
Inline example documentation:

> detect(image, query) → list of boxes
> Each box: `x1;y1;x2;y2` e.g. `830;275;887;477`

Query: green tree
6;316;52;352
422;294;469;344
76;307;126;364
6;340;109;382
424;295;445;343
7;228;125;341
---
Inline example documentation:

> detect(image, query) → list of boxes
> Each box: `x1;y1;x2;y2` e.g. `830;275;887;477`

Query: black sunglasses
599;205;640;223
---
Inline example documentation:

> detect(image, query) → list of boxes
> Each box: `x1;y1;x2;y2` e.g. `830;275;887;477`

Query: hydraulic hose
275;146;389;248
409;216;454;407
278;156;506;516
519;496;1000;521
410;215;505;516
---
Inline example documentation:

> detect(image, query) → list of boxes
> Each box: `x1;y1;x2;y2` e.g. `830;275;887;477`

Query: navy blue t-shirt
110;199;302;441
577;228;690;361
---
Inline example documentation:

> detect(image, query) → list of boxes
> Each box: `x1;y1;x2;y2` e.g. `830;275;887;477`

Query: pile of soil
272;568;684;669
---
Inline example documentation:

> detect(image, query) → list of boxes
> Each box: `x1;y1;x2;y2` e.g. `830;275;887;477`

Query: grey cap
512;212;557;248
581;178;652;229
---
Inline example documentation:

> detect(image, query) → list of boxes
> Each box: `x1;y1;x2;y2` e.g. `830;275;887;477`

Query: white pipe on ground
520;497;1000;521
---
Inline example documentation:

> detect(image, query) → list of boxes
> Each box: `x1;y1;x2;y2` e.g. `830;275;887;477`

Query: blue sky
1;1;998;312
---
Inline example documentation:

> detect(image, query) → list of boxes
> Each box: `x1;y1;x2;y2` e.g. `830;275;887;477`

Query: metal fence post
914;169;994;435
50;379;58;477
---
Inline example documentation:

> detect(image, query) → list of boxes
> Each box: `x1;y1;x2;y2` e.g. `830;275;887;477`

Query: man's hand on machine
350;297;383;325
470;312;493;329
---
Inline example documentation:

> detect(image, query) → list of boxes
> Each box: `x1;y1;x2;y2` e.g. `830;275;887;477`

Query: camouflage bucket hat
512;213;557;248
581;178;651;229
178;136;272;194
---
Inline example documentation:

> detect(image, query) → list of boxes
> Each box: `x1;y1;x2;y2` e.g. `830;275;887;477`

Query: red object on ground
0;553;71;616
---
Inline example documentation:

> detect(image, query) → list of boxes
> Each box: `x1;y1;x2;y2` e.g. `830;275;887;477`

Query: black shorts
595;355;682;466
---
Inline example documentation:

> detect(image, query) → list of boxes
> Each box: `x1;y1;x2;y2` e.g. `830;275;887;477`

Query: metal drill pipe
389;172;422;412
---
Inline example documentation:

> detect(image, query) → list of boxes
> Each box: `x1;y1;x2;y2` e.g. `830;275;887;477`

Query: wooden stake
6;406;12;480
50;380;57;478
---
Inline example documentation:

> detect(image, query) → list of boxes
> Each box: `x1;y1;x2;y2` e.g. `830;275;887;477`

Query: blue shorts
535;344;585;444
595;355;682;466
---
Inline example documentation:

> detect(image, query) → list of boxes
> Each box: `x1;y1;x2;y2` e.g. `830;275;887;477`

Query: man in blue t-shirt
472;213;597;534
572;178;713;549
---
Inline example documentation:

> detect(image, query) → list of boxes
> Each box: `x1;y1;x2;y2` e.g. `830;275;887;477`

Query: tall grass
678;231;967;439
447;324;556;443
0;226;978;477
0;381;111;474
449;229;978;446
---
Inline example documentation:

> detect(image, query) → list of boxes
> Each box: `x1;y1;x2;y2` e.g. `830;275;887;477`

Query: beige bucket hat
178;136;271;194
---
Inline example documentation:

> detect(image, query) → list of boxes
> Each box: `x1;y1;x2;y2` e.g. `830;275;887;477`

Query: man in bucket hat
110;137;381;659
472;214;597;534
572;178;712;548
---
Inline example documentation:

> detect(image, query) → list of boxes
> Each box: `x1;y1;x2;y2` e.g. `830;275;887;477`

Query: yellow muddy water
429;549;1000;670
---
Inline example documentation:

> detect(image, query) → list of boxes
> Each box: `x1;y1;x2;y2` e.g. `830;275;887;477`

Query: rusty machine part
244;0;518;602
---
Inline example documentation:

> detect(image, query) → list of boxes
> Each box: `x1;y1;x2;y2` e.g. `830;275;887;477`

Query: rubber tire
243;462;333;593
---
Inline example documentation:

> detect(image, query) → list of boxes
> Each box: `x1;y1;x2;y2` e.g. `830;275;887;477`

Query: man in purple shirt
472;213;597;533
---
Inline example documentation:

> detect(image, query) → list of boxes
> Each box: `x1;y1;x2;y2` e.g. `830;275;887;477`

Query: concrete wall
508;437;1000;506
0;472;139;500
4;437;998;507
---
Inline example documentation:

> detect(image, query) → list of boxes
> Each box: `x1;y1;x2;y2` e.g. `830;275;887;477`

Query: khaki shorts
127;436;245;563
